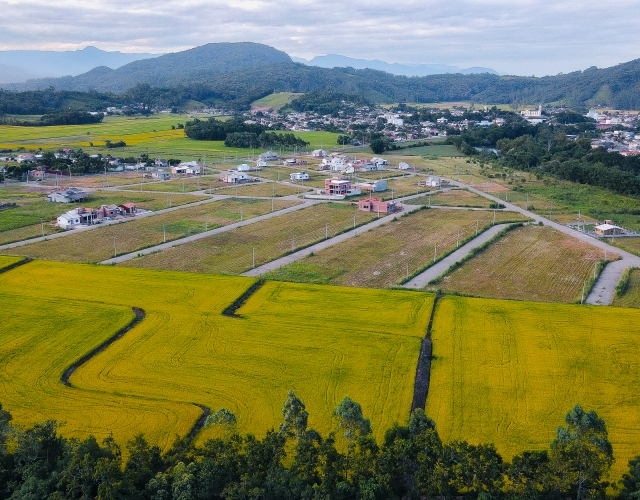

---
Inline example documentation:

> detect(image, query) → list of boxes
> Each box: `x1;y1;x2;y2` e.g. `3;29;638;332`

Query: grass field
427;295;640;478
121;203;378;275
612;269;640;308
214;181;311;197
251;92;303;111
386;145;463;157
411;189;493;208
120;175;225;193
3;198;298;263
40;171;159;189
0;261;433;446
265;208;527;288
615;238;640;257
433;225;612;303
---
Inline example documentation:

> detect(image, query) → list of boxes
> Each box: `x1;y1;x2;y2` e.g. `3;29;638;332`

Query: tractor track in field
411;294;442;412
222;279;265;317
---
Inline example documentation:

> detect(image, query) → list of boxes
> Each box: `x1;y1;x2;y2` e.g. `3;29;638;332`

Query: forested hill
7;43;292;94
4;42;640;109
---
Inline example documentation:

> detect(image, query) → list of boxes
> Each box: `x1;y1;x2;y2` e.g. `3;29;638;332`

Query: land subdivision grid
3;198;298;263
119;175;226;193
0;261;433;448
426;295;640;479
264;208;527;289
433;225;611;303
213;182;311;197
410;189;493;208
120;203;378;275
40;172;160;189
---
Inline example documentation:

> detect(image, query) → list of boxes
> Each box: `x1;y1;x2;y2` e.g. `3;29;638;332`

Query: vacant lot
386;145;463;157
120;175;224;193
0;261;433;446
434;225;611;303
615;238;640;257
4;198;298;262
411;189;493;208
427;295;640;478
214;181;310;197
122;203;378;275
612;269;640;308
41;171;158;189
265;208;527;288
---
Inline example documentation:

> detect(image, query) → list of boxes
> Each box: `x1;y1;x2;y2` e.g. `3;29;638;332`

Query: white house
236;163;252;172
312;149;327;158
259;151;279;161
56;210;81;229
171;165;188;175
222;171;252;184
152;170;170;180
371;157;388;167
257;160;269;168
47;188;87;203
290;172;310;181
355;180;387;192
186;165;201;175
398;162;410;170
426;176;441;188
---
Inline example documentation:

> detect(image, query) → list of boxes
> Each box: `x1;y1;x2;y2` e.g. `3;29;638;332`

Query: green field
613;268;640;308
121;203;378;274
427;295;640;477
386;145;463;157
411;189;493;208
0;261;433;447
4;198;299;263
251;92;303;110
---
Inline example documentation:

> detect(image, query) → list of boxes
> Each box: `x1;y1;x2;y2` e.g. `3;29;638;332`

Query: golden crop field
434;225;613;303
612;269;640;308
121;203;378;274
0;255;25;270
427;295;640;478
410;189;493;208
3;198;299;263
266;208;527;288
0;261;433;447
0;284;201;451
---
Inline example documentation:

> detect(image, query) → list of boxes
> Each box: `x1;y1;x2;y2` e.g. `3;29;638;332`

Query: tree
205;408;238;441
550;404;613;500
370;138;387;155
279;391;308;443
620;455;640;499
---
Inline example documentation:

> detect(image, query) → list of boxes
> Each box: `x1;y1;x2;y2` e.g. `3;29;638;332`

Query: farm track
222;279;265;317
411;294;441;412
0;257;31;274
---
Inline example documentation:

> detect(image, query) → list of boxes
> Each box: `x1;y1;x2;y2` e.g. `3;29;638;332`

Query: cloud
0;0;638;75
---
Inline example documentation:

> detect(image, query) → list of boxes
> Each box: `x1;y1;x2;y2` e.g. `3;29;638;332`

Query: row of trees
0;394;637;500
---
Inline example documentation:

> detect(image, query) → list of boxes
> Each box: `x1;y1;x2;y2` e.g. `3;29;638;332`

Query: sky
1;0;640;76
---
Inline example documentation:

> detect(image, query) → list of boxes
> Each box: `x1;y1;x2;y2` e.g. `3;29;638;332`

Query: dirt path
241;205;422;277
100;201;315;265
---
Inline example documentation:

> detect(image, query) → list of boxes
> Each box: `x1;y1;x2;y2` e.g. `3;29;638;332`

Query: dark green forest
0;394;638;500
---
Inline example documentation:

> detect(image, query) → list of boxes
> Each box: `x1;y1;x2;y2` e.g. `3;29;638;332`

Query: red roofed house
358;197;399;214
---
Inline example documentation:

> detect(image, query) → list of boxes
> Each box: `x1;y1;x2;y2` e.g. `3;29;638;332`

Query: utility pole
113;237;117;257
493;210;496;225
434;244;437;262
325;222;328;240
292;234;295;252
581;281;586;304
476;219;479;236
457;230;460;248
41;220;44;237
526;192;529;211
163;226;166;243
353;212;356;228
252;247;255;268
240;207;243;222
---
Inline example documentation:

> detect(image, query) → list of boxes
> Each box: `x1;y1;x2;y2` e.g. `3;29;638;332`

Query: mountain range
291;54;498;76
1;42;640;110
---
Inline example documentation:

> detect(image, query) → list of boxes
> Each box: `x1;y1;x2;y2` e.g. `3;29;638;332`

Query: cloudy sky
2;0;639;76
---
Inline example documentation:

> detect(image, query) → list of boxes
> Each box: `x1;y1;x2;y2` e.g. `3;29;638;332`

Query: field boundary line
222;279;265;318
242;205;422;277
61;307;146;386
99;201;315;265
0;257;32;274
411;294;441;412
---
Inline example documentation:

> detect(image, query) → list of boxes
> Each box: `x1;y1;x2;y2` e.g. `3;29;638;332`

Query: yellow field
427;295;640;477
121;203;378;274
3;198;299;263
266;208;527;288
0;261;433;446
435;225;612;303
0;255;25;270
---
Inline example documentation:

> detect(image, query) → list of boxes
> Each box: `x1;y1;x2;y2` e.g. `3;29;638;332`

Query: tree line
0;393;639;500
0;111;104;127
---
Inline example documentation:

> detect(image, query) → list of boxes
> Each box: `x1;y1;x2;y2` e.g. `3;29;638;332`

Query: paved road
403;223;514;289
100;201;315;265
0;196;226;251
446;179;640;305
242;205;422;277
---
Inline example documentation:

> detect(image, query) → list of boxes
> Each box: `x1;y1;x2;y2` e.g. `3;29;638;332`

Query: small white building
398;162;410;170
222;171;252;184
371;157;388;167
152;170;170;180
290;172;310;181
171;165;188;175
355;180;387;192
56;210;81;229
257;160;269;168
236;164;252;172
426;176;441;188
312;149;327;158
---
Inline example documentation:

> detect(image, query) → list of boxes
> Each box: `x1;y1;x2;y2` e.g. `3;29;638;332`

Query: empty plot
214;182;310;197
266;208;526;288
615;238;640;257
411;189;492;208
121;203;378;275
41;172;158;189
121;176;223;193
435;225;609;303
4;198;298;263
427;295;640;477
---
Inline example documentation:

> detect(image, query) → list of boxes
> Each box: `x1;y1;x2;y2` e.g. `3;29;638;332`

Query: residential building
358;198;399;213
47;188;88;203
290;172;310;181
152;170;170;180
222;171;252;184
